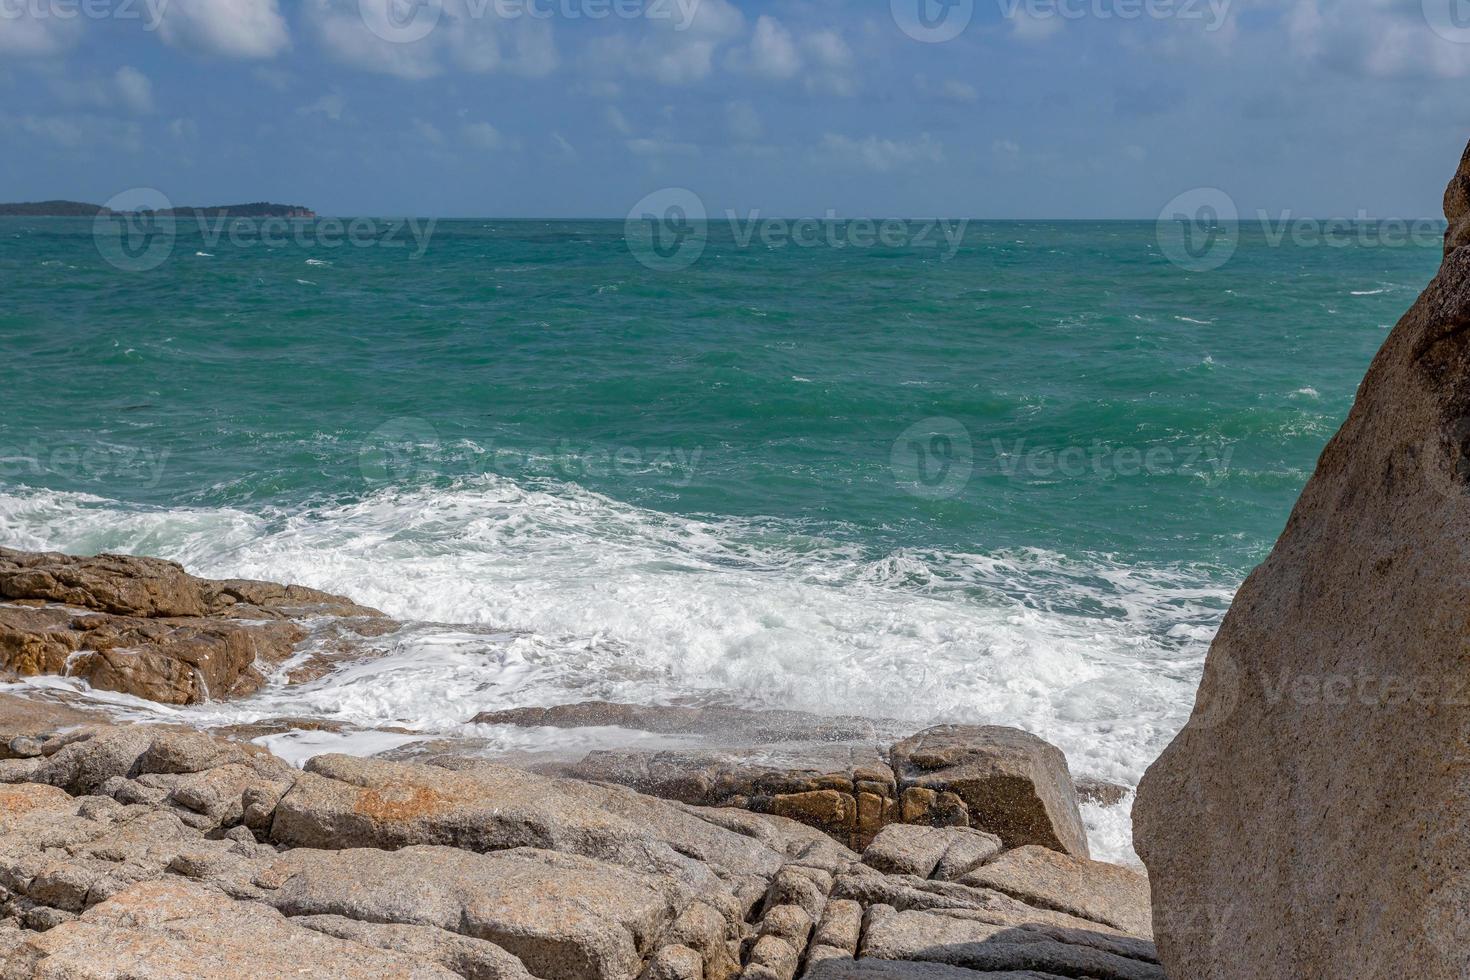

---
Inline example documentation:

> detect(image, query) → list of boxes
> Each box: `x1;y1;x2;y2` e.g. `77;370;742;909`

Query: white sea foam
0;481;1232;862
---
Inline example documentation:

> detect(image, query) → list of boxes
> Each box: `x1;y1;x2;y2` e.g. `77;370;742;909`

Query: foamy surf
0;480;1233;863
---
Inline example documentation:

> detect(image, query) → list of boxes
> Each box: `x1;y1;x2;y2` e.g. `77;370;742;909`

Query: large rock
958;845;1151;938
265;846;694;980
890;727;1089;858
0;549;388;704
269;753;852;888
1135;139;1470;979
471;701;895;743
8;879;457;979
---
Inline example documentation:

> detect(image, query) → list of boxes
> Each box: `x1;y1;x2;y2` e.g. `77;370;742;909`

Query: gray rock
265;845;692;980
861;907;1164;980
10;878;458;979
291;914;535;979
1135;140;1470;980
890;727;1089;858
804;960;1068;980
958;846;1151;938
863;824;1001;880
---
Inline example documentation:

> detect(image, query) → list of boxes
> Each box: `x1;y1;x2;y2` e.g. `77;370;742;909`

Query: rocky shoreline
0;546;1153;978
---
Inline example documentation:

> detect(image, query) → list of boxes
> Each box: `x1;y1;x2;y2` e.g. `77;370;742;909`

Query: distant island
0;200;316;218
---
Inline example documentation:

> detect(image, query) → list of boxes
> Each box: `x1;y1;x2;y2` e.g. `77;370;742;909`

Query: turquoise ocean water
0;216;1444;857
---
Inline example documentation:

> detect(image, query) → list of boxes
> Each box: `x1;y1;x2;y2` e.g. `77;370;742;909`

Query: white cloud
626;137;699;156
1;113;142;153
549;132;577;160
157;0;290;59
309;0;557;80
461;121;505;150
298;92;347;121
820;132;944;173
726;100;762;142
114;67;154;114
170;118;199;141
1007;7;1065;42
748;16;801;79
1285;0;1470;79
585;0;743;84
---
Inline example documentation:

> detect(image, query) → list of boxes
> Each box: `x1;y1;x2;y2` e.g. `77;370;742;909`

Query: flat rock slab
959;845;1152;939
862;824;1002;880
10;879;457;979
470;701;903;744
890;726;1089;858
805;960;1069;980
266;845;689;980
861;908;1165;980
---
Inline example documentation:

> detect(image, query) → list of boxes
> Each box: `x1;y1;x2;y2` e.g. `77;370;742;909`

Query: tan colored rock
0;549;387;705
958;846;1151;938
291;915;535;979
891;727;1088;858
10;879;457;979
805;960;1067;980
811;898;863;956
1073;777;1129;808
470;701;894;743
269;753;851;889
862;824;1001;879
266;845;685;980
1135;141;1470;980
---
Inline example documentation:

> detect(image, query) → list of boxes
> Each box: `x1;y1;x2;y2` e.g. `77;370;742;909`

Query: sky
2;0;1469;218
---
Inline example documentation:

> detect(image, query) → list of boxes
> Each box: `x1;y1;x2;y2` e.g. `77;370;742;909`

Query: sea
0;215;1445;861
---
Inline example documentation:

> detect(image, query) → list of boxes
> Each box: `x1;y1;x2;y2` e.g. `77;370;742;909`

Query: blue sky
2;0;1468;218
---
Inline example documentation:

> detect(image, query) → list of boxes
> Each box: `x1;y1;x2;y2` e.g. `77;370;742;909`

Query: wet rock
470;701;897;743
0;549;389;705
891;727;1089;858
1073;777;1129;808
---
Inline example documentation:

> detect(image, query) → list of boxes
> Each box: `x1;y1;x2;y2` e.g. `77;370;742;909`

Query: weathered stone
644;944;704;980
959;846;1151;938
805;959;1068;979
811;898;863;956
270;753;850;889
0;549;388;705
266;845;688;980
1073;777;1129;808
863;824;1001;880
747;934;800;980
933;830;1006;883
861;908;1164;980
1447;140;1470;256
891;726;1088;858
9;878;457;978
1135;142;1470;980
292;914;535;979
471;701;896;743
